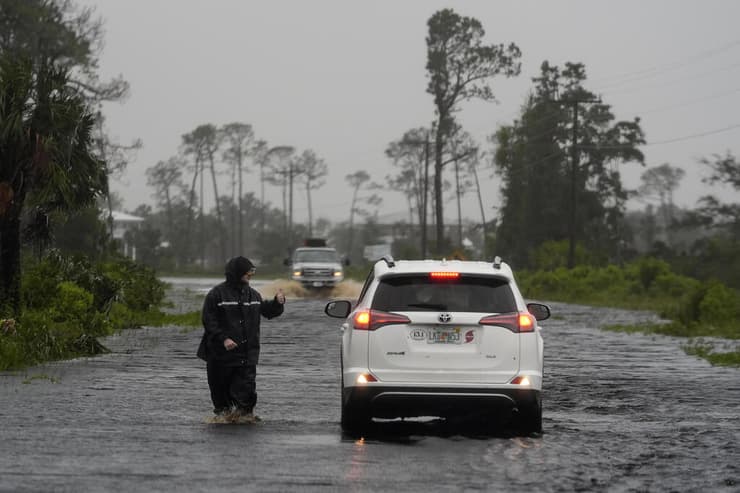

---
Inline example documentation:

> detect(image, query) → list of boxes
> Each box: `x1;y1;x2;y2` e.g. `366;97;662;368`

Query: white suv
325;256;550;435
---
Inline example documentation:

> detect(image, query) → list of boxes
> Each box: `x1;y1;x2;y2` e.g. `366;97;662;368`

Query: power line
647;123;740;145
573;123;740;150
592;38;740;90
600;60;740;97
633;86;740;116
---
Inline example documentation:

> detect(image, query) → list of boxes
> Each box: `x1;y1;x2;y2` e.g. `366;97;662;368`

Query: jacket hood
224;256;255;285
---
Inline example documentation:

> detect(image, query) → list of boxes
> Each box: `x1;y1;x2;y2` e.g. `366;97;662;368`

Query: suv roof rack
493;256;502;269
379;255;395;268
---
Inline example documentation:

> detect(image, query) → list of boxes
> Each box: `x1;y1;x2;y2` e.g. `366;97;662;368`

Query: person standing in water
197;256;286;421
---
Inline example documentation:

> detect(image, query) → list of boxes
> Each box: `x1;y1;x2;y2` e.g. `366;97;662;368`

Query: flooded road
1;278;738;492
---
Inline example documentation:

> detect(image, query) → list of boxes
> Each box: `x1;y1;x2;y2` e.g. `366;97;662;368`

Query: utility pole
558;97;600;269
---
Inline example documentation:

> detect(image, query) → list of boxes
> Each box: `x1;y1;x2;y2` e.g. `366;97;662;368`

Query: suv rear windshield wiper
406;303;448;310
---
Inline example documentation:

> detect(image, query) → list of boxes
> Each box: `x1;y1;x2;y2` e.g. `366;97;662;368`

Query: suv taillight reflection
478;312;535;333
353;310;411;331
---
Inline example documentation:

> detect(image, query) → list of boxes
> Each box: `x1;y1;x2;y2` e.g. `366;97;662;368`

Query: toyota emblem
438;313;451;323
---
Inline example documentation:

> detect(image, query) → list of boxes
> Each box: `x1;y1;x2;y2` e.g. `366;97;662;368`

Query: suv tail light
478;312;535;333
353;310;411;331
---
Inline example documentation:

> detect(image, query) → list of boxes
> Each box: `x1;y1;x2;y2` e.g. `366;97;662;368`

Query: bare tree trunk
454;158;462;247
407;195;414;226
260;161;265;238
306;181;314;237
288;163;294;243
199;157;205;267
347;187;359;260
470;161;487;256
238;149;243;254
282;173;287;238
0;197;24;315
207;153;225;261
434;120;445;255
230;157;237;256
421;133;430;258
95;118;115;239
185;165;199;264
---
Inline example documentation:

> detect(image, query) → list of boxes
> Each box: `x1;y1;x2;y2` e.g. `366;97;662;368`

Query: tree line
3;1;740;324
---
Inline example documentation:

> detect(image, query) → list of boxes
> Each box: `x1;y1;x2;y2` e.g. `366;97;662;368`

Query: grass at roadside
603;323;740;368
146;311;201;332
518;259;740;368
683;341;740;367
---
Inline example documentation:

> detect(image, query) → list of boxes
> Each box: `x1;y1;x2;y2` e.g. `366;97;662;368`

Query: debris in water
259;279;362;300
329;280;362;299
259;280;308;299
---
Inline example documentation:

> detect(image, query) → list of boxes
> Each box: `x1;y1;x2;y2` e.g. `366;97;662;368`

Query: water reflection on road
0;279;738;492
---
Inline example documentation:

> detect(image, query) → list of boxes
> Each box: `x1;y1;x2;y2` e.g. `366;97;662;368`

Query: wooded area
2;1;740;305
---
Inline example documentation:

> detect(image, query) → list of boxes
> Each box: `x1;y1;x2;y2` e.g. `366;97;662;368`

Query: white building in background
110;211;144;260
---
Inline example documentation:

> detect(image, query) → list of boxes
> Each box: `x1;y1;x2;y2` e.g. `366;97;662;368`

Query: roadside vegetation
518;253;740;367
0;252;168;370
1;2;739;371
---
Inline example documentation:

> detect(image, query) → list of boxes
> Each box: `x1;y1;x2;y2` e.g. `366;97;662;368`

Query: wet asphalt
0;278;738;492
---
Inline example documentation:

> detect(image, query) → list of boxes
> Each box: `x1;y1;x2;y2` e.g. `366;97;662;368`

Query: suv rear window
371;275;517;313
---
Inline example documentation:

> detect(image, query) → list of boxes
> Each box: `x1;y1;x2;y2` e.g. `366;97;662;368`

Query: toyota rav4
325;256;550;435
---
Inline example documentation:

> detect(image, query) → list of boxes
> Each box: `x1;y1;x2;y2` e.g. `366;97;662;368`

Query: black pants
206;362;257;413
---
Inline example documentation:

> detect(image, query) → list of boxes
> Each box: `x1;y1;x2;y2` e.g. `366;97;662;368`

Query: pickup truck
285;240;348;289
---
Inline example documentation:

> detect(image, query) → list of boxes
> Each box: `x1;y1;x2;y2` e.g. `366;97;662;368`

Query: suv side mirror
325;300;352;318
343;257;350;267
283;258;292;266
527;302;551;321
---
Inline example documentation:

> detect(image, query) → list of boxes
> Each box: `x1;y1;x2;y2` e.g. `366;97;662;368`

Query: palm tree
0;57;104;315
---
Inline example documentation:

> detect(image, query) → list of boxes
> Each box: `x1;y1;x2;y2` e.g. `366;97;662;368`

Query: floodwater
1;278;738;492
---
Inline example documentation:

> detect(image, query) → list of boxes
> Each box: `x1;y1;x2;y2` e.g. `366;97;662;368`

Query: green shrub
52;282;93;321
663;281;737;329
22;251;119;313
697;281;739;326
5;251;167;370
528;240;596;271
627;257;672;292
649;272;701;299
0;323;24;370
100;257;166;313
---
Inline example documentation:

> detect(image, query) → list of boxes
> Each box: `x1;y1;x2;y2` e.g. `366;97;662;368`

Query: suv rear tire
517;399;542;434
340;353;371;434
341;401;370;434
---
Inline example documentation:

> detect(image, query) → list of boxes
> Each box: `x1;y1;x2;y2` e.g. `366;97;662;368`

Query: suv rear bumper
343;385;540;419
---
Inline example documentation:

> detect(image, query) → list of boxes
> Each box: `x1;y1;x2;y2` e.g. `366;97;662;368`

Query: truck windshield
294;250;339;263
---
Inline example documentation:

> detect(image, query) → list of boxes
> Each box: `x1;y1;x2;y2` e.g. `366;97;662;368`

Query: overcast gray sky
81;0;740;224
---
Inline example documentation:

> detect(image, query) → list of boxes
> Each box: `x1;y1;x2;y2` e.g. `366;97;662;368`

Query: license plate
312;281;324;287
427;327;462;344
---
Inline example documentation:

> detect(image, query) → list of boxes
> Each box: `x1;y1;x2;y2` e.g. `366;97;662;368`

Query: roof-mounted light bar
493;256;502;269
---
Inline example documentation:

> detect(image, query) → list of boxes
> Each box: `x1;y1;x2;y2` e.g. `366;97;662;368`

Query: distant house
110;211;144;259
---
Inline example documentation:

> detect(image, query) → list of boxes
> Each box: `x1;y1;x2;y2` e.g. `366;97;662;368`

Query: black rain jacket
197;259;284;366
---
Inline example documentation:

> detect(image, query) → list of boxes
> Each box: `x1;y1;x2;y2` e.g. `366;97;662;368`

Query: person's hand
223;338;238;351
275;289;286;304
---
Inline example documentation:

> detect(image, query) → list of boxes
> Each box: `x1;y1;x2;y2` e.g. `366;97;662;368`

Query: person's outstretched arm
260;289;285;319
